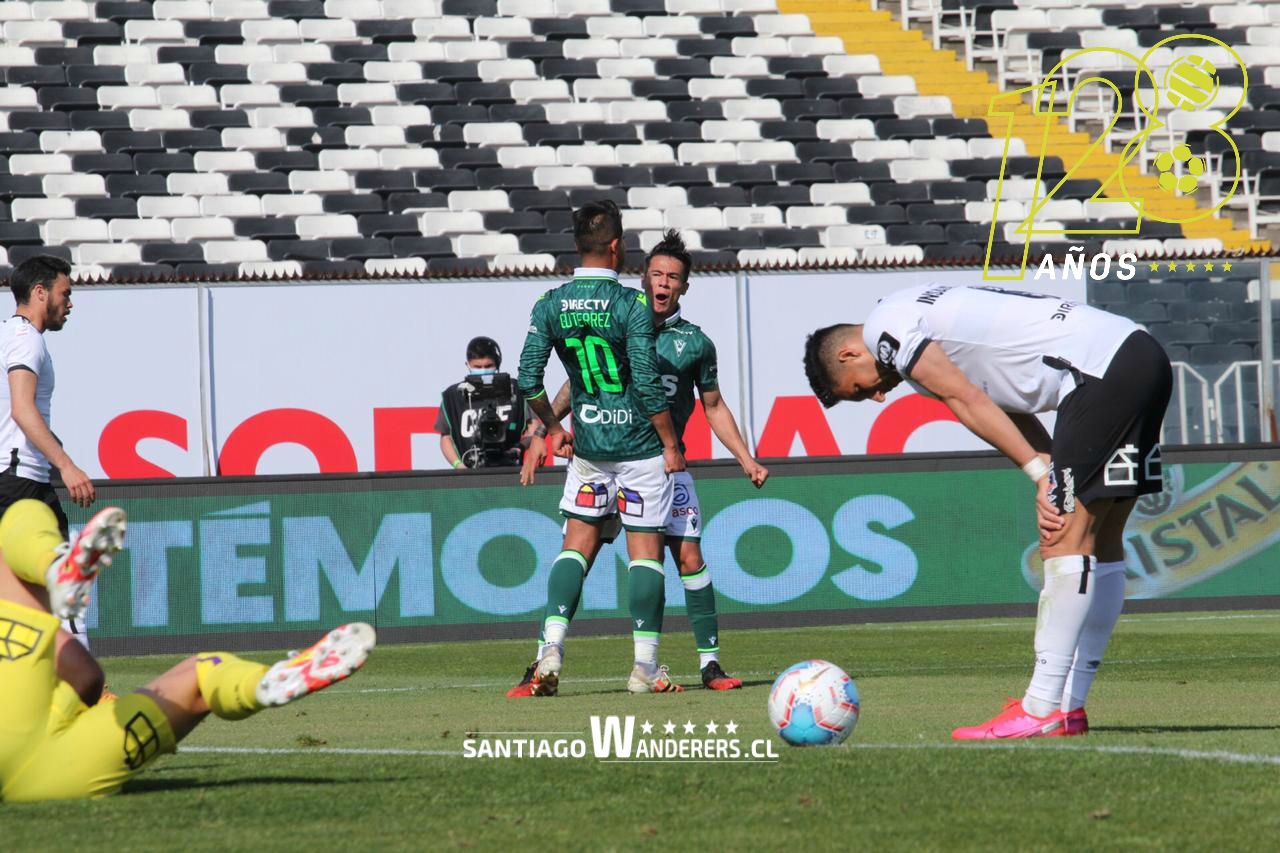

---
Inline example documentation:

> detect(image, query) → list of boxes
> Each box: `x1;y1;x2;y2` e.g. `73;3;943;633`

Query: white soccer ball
767;660;860;747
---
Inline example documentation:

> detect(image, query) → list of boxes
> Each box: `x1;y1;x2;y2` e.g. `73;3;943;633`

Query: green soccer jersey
655;311;718;454
518;269;667;462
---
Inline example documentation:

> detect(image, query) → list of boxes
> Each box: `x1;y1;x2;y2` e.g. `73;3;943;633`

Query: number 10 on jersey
565;335;624;394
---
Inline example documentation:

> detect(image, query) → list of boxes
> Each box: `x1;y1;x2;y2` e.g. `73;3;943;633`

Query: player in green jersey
509;201;688;698
515;231;768;692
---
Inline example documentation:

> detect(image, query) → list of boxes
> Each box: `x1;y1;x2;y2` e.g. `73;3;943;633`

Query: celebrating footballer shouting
805;283;1172;739
518;231;769;693
508;201;688;697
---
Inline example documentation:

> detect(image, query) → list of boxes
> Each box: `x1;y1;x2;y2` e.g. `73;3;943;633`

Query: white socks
1023;555;1096;718
538;620;568;662
634;636;658;673
1061;560;1126;712
699;652;718;669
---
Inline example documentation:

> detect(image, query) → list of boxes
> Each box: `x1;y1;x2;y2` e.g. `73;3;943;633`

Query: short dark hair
804;324;857;409
10;255;71;304
644;230;692;281
572;199;623;256
466;335;502;367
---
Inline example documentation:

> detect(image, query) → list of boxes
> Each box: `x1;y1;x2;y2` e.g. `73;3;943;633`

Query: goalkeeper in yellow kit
0;499;375;801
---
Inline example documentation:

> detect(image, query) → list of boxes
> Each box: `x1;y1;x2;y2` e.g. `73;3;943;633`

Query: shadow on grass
1093;724;1280;733
123;775;343;794
559;677;774;697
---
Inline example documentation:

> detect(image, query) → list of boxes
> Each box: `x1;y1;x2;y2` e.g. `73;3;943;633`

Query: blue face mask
470;367;497;376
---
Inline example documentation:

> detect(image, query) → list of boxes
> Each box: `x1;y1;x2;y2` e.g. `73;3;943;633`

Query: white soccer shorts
559;454;673;533
666;471;702;540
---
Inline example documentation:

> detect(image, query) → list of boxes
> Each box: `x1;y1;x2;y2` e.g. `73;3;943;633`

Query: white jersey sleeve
862;300;932;377
0;317;55;482
1;321;47;375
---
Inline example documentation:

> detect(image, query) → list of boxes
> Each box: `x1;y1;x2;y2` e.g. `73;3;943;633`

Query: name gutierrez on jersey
560;298;612;329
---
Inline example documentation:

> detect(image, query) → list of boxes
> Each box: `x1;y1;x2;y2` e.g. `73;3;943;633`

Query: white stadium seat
12;199;75;221
43;219;109;245
295;215;360;240
139;196;201;219
168;174;231;196
453;234;520;258
222;128;285;151
74;244;142;267
203;240;270;263
447;190;511;212
420;211;486;236
43;175;106;198
109;219;173;243
724;206;783;228
172;218;235;243
200;196;263;218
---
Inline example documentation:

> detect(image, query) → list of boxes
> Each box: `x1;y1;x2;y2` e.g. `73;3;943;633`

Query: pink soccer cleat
951;698;1068;740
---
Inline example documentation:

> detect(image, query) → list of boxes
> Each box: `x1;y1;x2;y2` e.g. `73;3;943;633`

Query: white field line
181;746;461;757
846;742;1280;766
335;650;1280;694
178;743;1280;767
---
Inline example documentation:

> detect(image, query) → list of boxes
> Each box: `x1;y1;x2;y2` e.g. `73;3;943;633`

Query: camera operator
436;336;532;470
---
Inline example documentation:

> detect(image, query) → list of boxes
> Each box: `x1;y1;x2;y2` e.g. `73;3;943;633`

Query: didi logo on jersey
578;405;633;425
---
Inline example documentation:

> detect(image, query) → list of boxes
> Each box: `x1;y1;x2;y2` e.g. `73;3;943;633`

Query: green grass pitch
5;611;1280;851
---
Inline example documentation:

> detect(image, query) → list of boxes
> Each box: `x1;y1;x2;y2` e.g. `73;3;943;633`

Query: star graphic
683;720;697;735
1185;262;1197;272
1166;262;1178;272
1148;261;1160;272
1204;262;1215;271
641;720;653;734
705;720;719;734
724;720;739;734
1222;261;1233;272
663;720;676;735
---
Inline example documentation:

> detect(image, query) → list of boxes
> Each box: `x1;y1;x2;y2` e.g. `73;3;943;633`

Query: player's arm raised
700;388;767;488
625;295;685;474
7;369;93;507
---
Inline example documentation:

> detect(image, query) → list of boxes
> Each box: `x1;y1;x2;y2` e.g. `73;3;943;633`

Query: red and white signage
39;271;1084;478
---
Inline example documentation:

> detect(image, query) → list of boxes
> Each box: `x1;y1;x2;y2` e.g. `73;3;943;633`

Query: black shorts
0;471;69;537
1049;330;1173;512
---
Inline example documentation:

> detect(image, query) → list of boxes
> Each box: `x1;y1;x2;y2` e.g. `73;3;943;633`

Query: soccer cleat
1062;706;1089;736
701;660;742;690
46;506;126;620
951;697;1067;740
628;663;685;694
506;661;558;698
255;622;376;707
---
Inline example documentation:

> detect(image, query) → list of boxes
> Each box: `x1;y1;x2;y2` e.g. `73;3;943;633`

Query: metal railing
1214;360;1280;444
1167;361;1214;445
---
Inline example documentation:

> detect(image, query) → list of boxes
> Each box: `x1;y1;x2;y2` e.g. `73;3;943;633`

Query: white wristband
1021;457;1050;482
